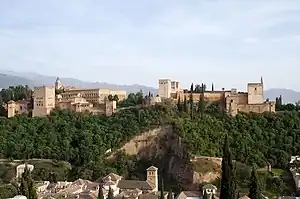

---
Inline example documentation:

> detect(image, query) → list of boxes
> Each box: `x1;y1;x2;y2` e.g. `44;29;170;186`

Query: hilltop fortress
7;77;275;118
158;77;275;116
8;77;127;118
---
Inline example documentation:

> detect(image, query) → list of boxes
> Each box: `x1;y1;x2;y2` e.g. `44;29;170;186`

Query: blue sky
0;0;299;90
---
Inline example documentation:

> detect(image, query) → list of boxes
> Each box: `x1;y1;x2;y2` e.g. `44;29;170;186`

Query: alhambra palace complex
6;77;275;118
7;77;127;118
158;77;275;116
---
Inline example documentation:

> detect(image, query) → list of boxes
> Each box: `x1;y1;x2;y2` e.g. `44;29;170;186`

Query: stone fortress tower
158;79;180;99
247;77;264;104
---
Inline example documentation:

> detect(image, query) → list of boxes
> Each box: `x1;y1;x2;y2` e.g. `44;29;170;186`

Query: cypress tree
98;185;104;199
248;167;262;199
108;186;114;199
183;96;188;113
28;179;37;199
212;83;214;91
203;191;209;199
189;83;194;118
190;83;194;92
189;94;194;119
220;135;235;199
20;173;29;197
237;191;240;199
279;95;282;105
168;189;173;199
160;178;164;199
198;84;205;118
19;165;37;199
177;96;181;111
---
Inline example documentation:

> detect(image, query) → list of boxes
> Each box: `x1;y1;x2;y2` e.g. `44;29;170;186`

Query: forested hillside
0;97;300;195
176;111;300;168
0;104;175;165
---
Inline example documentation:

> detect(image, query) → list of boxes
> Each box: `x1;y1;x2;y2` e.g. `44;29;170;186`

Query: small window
254;88;257;90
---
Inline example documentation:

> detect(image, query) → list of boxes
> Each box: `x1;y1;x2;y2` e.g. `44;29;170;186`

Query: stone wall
237;102;275;114
178;92;224;102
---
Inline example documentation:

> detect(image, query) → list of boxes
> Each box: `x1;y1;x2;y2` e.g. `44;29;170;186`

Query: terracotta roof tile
117;180;153;190
103;173;123;182
146;166;158;171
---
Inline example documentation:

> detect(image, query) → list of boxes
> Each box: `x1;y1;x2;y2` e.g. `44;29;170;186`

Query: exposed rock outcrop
109;125;221;190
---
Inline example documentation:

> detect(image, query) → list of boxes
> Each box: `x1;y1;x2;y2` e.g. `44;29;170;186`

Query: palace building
158;77;275;116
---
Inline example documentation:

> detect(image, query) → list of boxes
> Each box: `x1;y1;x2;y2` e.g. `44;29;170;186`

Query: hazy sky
0;1;299;91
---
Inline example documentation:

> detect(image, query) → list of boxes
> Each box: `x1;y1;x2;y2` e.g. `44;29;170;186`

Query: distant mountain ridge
264;88;300;104
0;70;299;103
0;70;157;94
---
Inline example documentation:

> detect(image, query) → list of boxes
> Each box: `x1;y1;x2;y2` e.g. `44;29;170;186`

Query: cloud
0;0;299;89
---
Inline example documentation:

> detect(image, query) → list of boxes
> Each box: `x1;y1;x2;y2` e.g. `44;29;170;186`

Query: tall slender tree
108;186;114;199
98;185;104;199
160;178;164;199
212;83;214;91
190;83;194;92
177;96;181;111
198;83;205;118
168;189;173;199
237;191;240;199
220;135;235;199
29;180;37;199
189;92;194;119
203;191;209;199
19;165;37;199
183;96;188;113
248;167;262;199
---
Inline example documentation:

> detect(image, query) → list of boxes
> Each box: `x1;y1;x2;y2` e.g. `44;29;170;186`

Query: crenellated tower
247;77;264;104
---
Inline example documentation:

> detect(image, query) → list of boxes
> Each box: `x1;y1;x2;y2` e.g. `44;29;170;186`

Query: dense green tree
0;184;18;198
248;167;262;199
118;91;145;107
220;135;235;199
194;84;206;93
0;85;32;103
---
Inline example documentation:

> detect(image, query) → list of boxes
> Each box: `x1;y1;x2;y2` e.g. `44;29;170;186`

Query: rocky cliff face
110;125;220;190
